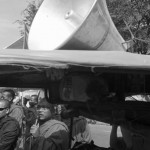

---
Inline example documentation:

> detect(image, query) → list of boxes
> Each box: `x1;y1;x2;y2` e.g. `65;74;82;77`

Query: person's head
37;99;55;122
0;99;10;119
29;95;38;107
2;89;15;103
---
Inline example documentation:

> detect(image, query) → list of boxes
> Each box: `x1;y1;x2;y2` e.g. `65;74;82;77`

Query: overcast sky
0;0;28;49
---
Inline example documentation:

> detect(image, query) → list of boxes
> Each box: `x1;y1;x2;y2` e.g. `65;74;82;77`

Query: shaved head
2;89;15;102
31;95;38;103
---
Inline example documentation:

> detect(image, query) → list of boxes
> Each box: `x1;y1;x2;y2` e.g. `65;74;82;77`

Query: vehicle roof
1;49;150;71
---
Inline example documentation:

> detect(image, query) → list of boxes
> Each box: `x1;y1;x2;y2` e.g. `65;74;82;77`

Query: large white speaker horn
28;0;126;51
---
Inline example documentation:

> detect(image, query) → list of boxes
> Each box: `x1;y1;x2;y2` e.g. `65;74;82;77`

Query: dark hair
37;98;55;113
3;89;15;99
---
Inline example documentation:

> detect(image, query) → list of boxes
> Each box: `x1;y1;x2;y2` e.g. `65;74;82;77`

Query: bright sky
0;0;28;49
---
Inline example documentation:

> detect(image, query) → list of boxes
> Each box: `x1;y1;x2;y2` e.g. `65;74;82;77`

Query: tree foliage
106;0;150;54
17;0;43;36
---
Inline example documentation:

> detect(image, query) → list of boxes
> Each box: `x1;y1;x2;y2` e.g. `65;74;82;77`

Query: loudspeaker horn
28;0;127;51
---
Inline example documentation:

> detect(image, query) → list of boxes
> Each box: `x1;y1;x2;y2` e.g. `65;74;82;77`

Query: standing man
2;89;24;127
0;99;20;150
25;95;38;138
28;94;38;125
30;99;69;150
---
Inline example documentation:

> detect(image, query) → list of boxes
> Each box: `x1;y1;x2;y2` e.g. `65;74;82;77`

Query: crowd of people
0;88;149;150
0;89;92;150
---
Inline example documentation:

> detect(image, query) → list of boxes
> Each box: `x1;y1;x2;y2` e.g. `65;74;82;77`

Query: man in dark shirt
0;99;20;150
2;89;24;127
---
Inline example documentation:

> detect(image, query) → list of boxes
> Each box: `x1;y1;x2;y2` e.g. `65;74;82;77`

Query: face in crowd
37;100;54;122
0;100;10;119
1;90;15;102
29;95;38;107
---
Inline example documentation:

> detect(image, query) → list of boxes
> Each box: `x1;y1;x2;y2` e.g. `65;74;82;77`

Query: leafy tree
106;0;150;54
17;0;43;36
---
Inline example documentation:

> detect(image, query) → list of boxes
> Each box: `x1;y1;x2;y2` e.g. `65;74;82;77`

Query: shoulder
74;117;87;126
0;117;20;139
2;116;20;130
74;116;87;122
40;120;68;139
49;119;68;131
6;116;19;125
11;104;22;110
10;104;23;113
73;117;88;132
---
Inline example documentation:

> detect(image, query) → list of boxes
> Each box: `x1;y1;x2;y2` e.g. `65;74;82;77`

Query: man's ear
6;108;10;114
